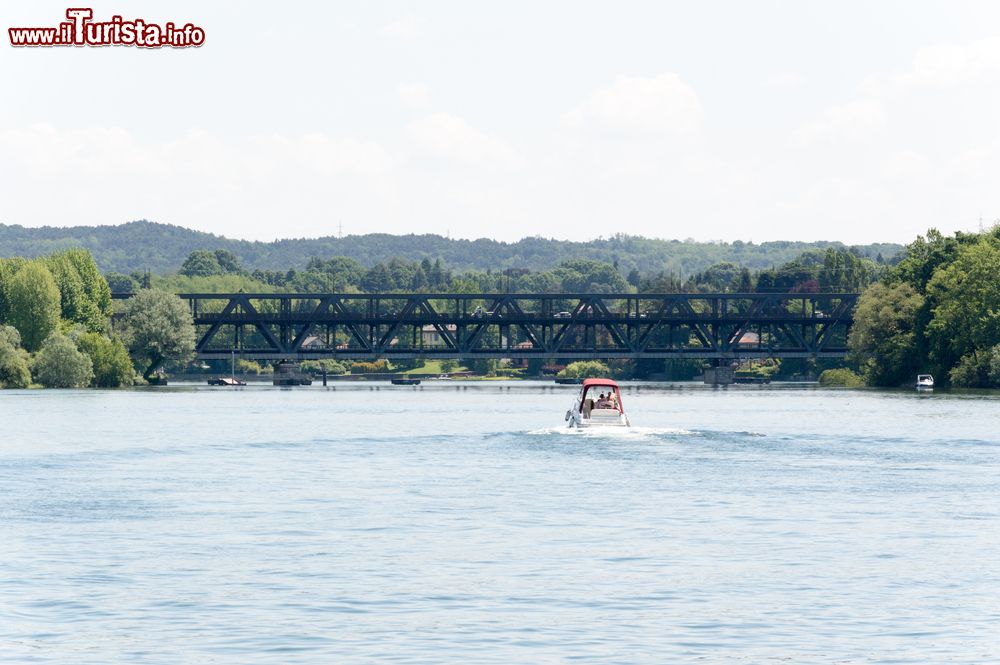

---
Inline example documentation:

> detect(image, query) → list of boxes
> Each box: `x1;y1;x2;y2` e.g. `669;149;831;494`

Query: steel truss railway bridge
147;292;859;362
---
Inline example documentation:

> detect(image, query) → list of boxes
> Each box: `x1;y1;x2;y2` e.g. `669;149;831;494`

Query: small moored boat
565;378;631;428
207;376;246;387
916;374;934;391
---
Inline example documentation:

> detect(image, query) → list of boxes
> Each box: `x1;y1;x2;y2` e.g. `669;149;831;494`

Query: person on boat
595;393;611;408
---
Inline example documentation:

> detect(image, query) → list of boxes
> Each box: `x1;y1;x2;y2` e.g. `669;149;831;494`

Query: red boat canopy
582;378;620;389
580;378;624;412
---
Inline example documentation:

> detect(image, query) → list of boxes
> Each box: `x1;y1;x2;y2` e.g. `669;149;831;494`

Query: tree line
106;246;882;298
847;227;1000;388
0;250;195;388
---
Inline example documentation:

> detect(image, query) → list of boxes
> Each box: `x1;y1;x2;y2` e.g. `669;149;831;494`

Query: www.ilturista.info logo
9;8;205;48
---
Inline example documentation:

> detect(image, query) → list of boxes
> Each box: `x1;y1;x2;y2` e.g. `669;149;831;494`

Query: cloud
0;124;395;181
860;37;1000;97
793;99;887;145
382;17;422;39
397;82;431;108
248;133;397;178
407;113;520;167
879;150;932;181
764;72;802;89
904;38;1000;88
0;123;398;239
561;73;703;136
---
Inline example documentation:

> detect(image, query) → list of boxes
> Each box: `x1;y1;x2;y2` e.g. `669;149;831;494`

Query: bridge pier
703;365;735;385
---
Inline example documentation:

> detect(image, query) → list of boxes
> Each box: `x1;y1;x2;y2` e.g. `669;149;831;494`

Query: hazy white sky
3;1;1000;244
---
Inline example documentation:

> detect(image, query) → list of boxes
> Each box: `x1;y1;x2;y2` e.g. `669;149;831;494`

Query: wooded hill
0;220;902;276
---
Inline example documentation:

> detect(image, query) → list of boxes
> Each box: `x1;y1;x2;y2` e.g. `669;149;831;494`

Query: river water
1;382;998;663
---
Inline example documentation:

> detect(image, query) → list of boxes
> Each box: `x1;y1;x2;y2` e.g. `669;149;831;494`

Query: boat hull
566;410;630;428
569;419;629;428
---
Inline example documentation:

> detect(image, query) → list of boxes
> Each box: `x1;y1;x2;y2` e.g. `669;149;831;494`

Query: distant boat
916;374;934;391
208;376;246;387
391;378;420;385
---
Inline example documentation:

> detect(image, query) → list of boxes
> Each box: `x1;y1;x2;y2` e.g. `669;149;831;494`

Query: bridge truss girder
176;292;858;361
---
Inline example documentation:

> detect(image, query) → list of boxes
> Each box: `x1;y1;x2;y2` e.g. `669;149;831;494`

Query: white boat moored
916;374;934;391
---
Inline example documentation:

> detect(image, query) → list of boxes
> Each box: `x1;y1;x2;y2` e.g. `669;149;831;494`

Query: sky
3;1;1000;244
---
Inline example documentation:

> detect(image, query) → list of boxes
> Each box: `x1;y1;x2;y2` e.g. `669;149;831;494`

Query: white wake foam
527;425;693;439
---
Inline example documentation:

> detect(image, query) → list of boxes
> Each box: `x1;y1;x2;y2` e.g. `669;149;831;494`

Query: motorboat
916;374;934;391
565;378;631;428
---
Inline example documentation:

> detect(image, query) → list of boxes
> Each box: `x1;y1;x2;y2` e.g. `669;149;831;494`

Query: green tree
105;271;139;294
64;249;113;320
889;229;972;294
0;325;22;349
33;333;94;388
7;261;61;352
120;289;196;381
213;249;243;274
925;239;1000;379
848;282;924;386
470;358;499;376
180;250;223;277
361;264;395;292
77;332;134;387
0;257;28;322
0;325;31;388
554;259;631;292
45;252;103;331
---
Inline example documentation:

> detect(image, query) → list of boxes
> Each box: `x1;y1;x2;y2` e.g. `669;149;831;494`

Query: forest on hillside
104;244;884;297
0;220;902;276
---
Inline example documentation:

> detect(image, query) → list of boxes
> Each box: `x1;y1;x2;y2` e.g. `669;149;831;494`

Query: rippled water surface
2;382;999;663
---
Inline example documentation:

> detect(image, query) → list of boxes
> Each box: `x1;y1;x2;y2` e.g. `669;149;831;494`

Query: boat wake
527;426;694;440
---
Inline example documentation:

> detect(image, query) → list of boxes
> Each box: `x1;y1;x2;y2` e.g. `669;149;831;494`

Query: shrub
235;359;273;375
350;359;389;374
558;360;611;379
300;359;347;375
33;333;94;388
948;345;1000;388
0;326;31;388
818;368;865;388
76;332;134;387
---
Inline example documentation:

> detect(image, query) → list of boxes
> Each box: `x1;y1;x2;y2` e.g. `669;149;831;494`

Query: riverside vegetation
1;224;998;388
0;250;195;388
843;226;1000;388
